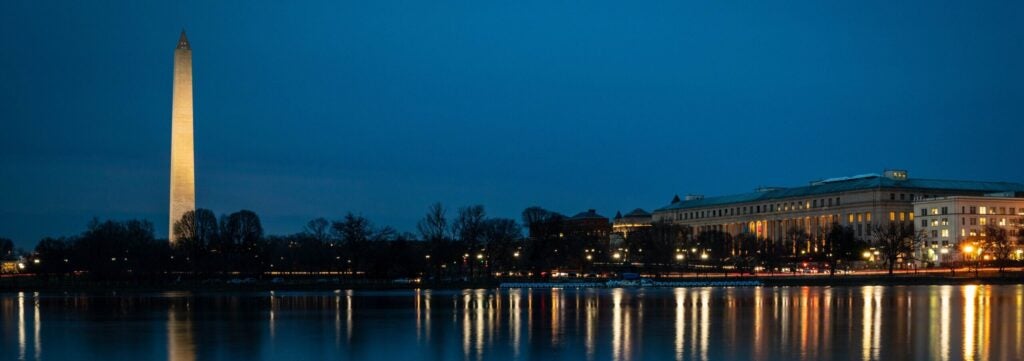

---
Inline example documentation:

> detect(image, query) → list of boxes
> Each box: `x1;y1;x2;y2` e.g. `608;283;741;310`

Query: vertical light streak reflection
674;288;686;361
979;286;990;360
33;292;40;361
611;288;624;361
800;287;809;357
963;285;977;361
753;287;763;359
268;291;276;341
551;288;561;347
690;289;699;360
346;290;353;343
1016;286;1023;358
872;287;882;360
822;287;832;356
938;286;951;361
475;290;485;360
586;291;596;361
18;291;25;361
699;288;709;361
424;290;432;342
415;289;421;343
510;290;521;359
462;291;471;359
861;286;882;361
334;293;341;347
167;303;195;361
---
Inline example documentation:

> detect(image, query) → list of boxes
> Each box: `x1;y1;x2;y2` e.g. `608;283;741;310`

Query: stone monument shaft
169;30;195;242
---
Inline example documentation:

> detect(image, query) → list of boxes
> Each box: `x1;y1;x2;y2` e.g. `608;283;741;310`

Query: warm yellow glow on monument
169;30;195;243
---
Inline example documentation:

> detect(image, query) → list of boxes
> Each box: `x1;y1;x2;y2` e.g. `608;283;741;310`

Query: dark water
2;285;1023;361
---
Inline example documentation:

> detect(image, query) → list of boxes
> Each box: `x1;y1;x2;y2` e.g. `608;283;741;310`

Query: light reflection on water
2;285;1024;360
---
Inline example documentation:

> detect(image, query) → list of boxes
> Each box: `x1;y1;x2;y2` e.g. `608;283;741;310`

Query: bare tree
417;202;449;242
305;217;331;244
221;210;264;252
870;222;923;275
982;225;1013;274
824;222;855;277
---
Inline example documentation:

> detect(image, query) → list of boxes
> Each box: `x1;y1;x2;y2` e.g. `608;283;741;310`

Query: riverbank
2;269;1023;293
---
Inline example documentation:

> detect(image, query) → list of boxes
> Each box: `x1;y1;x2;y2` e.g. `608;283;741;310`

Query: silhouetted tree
305;217;331;245
0;237;13;258
332;213;394;275
871;222;923;275
982;225;1013;274
33;237;74;274
482;218;522;273
824;223;855;277
221;210;264;273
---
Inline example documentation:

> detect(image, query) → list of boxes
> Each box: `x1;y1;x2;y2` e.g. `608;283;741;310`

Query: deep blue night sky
1;1;1021;248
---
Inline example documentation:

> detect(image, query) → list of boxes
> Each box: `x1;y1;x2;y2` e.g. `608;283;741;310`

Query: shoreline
3;273;1024;293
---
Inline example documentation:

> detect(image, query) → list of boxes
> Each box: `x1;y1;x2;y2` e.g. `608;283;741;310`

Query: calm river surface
2;285;1023;360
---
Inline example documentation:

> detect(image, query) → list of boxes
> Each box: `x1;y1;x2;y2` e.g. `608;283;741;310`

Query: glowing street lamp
675;253;684;261
612;252;622;260
700;253;709;260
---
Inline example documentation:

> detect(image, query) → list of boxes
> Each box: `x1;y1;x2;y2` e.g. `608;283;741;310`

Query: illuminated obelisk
169;30;195;243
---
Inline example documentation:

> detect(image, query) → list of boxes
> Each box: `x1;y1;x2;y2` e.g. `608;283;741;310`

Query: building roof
623;208;651;218
655;176;1024;212
569;209;608;220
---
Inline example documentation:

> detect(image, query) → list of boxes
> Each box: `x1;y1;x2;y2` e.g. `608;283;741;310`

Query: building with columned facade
652;170;1024;257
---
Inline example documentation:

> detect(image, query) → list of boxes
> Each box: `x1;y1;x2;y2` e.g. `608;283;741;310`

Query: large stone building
169;30;196;242
914;195;1024;263
564;209;612;239
652;170;1024;256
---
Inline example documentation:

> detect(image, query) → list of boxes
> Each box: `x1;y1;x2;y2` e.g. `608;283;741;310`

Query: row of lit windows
964;217;1015;226
921;218;950;227
960;206;1019;215
888;211;913;222
675;197;842;221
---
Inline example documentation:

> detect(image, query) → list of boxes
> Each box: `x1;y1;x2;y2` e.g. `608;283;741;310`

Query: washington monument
169;30;195;243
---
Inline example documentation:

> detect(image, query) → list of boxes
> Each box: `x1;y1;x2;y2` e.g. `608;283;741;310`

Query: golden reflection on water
674;288;685;361
167;303;195;361
7;285;1024;360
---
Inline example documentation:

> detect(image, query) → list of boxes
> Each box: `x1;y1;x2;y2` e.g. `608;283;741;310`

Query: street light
675;253;684;261
700;253;709;260
612;252;621;260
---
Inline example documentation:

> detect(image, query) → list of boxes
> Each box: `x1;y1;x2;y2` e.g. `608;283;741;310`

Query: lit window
848;214;854;223
899;212;906;222
980;206;987;215
930;208;938;215
857;213;863;222
941;229;949;237
866;212;872;222
980;218;987;226
889;212;895;221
